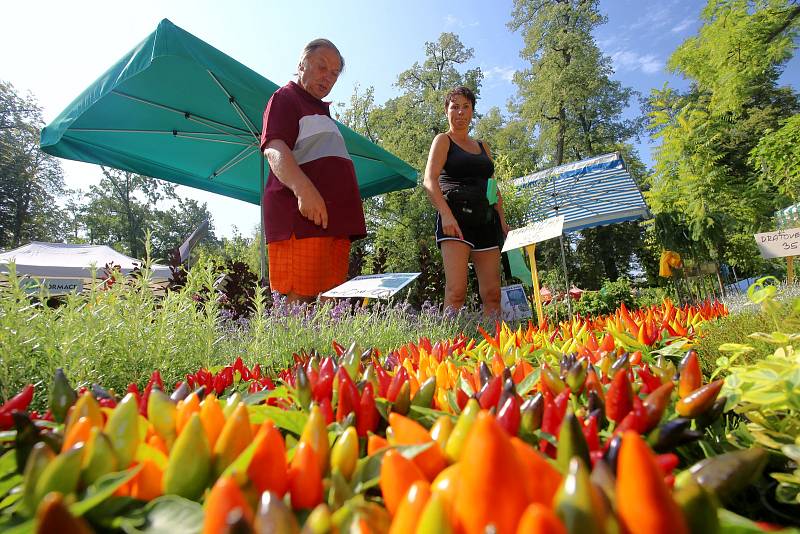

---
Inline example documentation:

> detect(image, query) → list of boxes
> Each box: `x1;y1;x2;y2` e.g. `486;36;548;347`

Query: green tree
340;33;484;305
0;80;65;249
646;0;800;276
82;167;215;260
508;1;649;289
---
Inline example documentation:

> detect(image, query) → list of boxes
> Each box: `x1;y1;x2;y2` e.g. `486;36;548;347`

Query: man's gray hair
299;38;345;72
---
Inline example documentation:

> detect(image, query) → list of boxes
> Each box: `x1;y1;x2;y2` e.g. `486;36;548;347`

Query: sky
3;0;798;240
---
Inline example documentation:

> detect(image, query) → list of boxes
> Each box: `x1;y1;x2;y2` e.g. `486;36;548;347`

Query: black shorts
436;211;502;251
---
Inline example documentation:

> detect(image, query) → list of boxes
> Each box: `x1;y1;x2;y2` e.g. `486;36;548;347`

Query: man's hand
296;182;328;229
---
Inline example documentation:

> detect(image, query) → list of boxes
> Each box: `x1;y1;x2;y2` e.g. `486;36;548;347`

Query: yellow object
659;250;683;277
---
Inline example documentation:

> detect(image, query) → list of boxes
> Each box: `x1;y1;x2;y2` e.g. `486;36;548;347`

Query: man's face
298;47;342;100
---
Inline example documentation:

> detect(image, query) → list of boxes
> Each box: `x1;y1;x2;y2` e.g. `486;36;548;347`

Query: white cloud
443;14;479;29
610;50;664;74
628;7;672;31
484;66;516;83
671;17;694;33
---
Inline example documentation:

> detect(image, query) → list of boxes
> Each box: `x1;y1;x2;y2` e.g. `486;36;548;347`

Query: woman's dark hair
444;86;476;110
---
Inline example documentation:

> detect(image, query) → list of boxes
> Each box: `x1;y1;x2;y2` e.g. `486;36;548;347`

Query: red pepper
615;396;648;434
539;388;570;457
319;397;334;425
636;366;662;395
0;384;34;429
456;389;469;411
336;368;359;422
313;357;335;402
582;413;601;452
356;383;379;437
641;382;675;432
496;394;521;436
373;359;391;398
386;367;409;403
606;371;633;423
478;376;502;410
678;350;702;398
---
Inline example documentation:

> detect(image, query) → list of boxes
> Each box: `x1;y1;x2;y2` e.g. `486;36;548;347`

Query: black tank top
438;135;495;195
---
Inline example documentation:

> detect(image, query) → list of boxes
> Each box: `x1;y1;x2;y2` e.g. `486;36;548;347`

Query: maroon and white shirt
259;81;366;243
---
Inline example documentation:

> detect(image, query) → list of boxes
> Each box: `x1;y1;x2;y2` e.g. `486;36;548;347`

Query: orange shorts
268;235;351;297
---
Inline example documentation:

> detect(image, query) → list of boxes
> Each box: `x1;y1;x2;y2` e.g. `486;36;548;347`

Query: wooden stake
525;244;545;327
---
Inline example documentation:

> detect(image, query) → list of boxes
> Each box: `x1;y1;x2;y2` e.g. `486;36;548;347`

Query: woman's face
446;94;473;131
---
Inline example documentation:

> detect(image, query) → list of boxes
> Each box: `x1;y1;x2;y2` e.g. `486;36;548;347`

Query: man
260;39;366;302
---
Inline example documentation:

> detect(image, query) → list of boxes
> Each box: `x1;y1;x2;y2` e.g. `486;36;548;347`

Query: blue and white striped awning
512;152;650;233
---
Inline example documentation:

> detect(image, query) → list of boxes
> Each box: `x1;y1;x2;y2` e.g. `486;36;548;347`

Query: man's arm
264;139;328;229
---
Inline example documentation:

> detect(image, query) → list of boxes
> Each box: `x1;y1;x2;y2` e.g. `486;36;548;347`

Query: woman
423;86;509;315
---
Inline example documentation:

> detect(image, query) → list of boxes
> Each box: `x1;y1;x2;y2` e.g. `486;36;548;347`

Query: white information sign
21;278;84;295
501;284;532;321
754;228;800;259
321;273;421;299
502;215;565;252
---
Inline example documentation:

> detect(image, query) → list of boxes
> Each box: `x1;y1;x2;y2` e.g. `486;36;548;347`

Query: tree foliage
0;80;65;249
646;0;800;275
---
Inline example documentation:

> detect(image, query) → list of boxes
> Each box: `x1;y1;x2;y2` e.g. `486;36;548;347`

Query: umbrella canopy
513;153;650;233
40;18;417;204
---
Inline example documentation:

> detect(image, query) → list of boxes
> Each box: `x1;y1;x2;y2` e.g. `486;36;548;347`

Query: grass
0;261;484;409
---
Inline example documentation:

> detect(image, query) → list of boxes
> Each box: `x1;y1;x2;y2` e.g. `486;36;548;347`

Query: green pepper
673;478;720;534
556;411;591;474
681;447;768;501
566;360;588;394
392;381;411;416
81;426;118;486
330;426;359;481
147;388;177;449
520;393;544;433
49;368;78;424
415;492;453;534
444;398;480;463
104;392;141;468
542;363;566;395
300;503;332;534
33;444;84;510
255;491;300;534
554;457;603;534
296;365;312;411
411;377;436;408
21;442;55;516
163;413;211;500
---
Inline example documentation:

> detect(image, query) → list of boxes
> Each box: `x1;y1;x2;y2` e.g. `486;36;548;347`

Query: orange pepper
616;431;688;534
199;394;226;450
678;350;702;398
288;442;323;510
454;411;528;534
213;402;252;477
247;420;288;497
175;393;200;436
130;459;163;501
62;416;92;452
510;437;562;506
379;448;426;516
147;434;169;456
516;503;567;534
367;434;389;456
202;475;253;534
388;480;431;534
387;413;447;481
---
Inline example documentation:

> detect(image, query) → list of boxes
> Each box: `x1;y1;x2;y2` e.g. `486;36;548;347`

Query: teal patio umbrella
40;19;417;275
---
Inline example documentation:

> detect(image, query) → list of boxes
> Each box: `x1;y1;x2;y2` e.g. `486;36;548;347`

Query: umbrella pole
525;244;545;327
259;154;267;285
559;234;572;316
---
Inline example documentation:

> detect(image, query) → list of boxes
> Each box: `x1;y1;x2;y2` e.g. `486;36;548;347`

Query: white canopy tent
0;242;171;294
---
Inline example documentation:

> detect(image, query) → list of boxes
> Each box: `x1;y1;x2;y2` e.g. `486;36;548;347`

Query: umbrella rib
111;90;252;137
206;70;260;140
68;128;252;146
210;145;257;179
